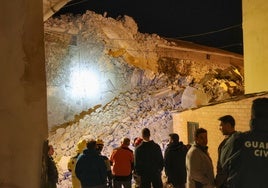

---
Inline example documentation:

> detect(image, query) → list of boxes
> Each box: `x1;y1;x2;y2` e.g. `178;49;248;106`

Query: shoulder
187;146;200;156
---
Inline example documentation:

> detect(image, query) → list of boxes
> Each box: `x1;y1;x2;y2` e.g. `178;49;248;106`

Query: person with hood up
67;139;87;188
227;97;268;188
75;139;107;188
164;133;188;188
134;128;164;188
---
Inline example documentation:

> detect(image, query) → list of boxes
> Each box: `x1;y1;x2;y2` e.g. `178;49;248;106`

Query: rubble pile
44;11;244;187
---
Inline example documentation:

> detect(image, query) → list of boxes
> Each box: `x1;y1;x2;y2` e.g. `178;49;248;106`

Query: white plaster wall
243;0;268;93
0;0;47;187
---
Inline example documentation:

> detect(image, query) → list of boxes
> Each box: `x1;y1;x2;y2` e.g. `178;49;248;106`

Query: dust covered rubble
49;67;243;187
45;11;244;187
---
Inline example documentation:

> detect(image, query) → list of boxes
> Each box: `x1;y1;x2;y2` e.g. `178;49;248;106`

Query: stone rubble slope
45;11;244;187
44;11;175;127
49;68;243;188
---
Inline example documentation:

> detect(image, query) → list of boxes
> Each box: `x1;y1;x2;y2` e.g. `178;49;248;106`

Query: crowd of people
47;97;268;188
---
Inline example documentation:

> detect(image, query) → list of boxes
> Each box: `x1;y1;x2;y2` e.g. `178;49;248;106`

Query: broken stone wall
44;11;244;129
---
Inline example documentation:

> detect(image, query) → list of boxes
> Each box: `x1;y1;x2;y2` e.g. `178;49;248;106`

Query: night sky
54;0;243;55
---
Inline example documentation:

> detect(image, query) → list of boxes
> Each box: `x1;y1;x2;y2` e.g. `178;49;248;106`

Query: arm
164;149;171;177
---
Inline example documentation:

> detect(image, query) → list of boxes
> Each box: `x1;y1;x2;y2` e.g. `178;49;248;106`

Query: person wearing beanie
215;115;241;188
132;137;143;187
67;139;87;188
227;97;268;188
133;137;143;148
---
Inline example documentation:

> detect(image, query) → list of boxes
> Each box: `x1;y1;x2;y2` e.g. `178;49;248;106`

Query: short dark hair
252;97;268;119
218;115;235;127
142;128;150;138
195;128;207;138
169;133;179;142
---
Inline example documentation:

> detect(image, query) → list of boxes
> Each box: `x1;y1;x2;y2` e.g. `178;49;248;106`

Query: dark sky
55;0;243;54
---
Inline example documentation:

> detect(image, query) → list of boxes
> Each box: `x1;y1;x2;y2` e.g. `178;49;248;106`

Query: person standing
67;139;87;188
227;97;268;188
47;144;58;188
134;128;164;188
110;137;134;188
215;115;240;188
96;139;113;188
75;140;107;188
132;137;143;188
186;128;215;188
164;133;188;188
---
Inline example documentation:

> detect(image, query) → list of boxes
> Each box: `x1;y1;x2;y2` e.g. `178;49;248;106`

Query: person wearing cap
215;115;241;188
75;139;107;188
96;139;113;188
110;137;134;188
164;133;188;188
132;137;143;188
134;128;164;188
227;97;268;188
133;137;143;148
67;139;87;188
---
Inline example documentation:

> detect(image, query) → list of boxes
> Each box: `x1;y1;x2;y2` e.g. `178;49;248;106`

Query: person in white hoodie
186;128;215;188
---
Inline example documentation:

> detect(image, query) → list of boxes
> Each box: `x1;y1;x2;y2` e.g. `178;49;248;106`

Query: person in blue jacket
75;139;107;188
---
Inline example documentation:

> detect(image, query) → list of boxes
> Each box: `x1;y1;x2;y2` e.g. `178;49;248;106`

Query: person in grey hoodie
186;128;215;188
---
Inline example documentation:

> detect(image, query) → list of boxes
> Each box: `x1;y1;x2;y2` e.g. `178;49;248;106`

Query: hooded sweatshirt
75;148;107;187
164;141;188;185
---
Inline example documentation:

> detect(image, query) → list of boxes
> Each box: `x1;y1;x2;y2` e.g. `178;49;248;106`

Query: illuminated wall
172;93;268;173
0;0;47;187
243;0;268;93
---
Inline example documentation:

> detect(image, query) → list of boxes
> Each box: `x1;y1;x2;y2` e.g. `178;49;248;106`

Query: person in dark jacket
134;128;164;188
96;139;113;188
75;140;107;188
227;97;268;188
164;133;188;188
215;115;240;188
47;144;58;188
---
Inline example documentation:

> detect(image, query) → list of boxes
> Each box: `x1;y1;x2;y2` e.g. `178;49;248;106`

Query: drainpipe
43;0;71;22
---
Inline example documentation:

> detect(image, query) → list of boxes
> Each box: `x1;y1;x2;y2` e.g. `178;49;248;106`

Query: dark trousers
113;179;132;188
140;172;163;188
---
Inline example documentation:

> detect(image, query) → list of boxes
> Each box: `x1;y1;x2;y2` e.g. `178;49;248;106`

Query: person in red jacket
110;137;134;188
